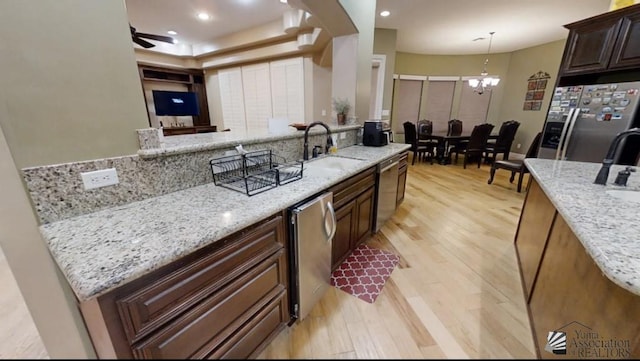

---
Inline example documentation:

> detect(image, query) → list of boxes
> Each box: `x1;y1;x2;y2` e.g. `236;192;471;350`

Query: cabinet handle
325;201;337;242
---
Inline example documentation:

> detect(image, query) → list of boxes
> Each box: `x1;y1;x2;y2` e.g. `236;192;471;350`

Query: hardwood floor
0;158;535;359
0;249;48;359
257;159;536;359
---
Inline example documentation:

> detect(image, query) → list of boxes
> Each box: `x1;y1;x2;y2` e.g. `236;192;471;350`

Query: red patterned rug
330;244;400;303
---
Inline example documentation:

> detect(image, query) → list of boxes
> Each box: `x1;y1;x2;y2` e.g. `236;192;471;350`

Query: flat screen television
152;90;200;116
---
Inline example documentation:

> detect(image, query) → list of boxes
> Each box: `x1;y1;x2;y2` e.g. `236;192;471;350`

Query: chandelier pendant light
469;31;500;94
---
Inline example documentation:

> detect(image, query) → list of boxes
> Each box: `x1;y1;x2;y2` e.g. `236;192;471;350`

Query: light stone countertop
525;158;640;296
40;143;410;302
139;124;362;159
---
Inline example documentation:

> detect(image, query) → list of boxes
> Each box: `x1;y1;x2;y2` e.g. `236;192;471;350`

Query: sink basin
605;189;640;203
305;156;364;171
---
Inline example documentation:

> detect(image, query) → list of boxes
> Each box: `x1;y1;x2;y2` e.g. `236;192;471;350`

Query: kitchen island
517;159;640;359
37;142;410;359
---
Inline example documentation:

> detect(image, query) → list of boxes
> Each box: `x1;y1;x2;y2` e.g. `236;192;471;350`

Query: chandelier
468;31;500;94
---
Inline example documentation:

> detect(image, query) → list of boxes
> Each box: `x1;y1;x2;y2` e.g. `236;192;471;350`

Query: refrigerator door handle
324;201;337;242
556;108;574;160
561;108;581;161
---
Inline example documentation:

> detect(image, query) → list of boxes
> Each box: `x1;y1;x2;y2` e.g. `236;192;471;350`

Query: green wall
373;28;397;120
0;0;149;169
392;40;567;154
498;40;566;154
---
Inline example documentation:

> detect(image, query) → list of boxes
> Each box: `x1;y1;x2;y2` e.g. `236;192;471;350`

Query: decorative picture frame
523;71;551;111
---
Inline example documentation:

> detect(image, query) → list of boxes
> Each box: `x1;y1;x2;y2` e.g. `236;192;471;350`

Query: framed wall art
523;71;551;111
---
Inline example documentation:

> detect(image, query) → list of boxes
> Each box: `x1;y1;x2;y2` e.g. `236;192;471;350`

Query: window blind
458;81;492;130
424;81;455;133
394;79;423;134
218;67;246;132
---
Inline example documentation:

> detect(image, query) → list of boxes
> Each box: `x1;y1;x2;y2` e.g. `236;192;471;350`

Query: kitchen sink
605;189;640;203
304;156;364;171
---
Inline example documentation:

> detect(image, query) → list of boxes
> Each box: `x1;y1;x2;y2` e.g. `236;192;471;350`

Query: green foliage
332;97;351;115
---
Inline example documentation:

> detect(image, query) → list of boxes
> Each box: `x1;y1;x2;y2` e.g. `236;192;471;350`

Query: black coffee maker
363;121;388;147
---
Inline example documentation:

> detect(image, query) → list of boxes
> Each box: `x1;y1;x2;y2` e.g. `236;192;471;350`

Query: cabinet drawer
132;249;286;359
208;292;286;359
331;167;376;209
117;215;284;343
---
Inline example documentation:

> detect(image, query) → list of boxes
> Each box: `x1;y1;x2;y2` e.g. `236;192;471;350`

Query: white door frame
371;54;386;120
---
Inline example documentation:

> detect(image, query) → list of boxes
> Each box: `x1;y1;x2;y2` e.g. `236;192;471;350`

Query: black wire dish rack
209;150;304;196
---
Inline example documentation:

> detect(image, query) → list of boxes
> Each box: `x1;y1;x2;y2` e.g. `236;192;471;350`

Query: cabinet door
610;12;640;70
354;187;375;247
514;180;557;302
529;215;640;359
561;18;622;75
332;199;357;270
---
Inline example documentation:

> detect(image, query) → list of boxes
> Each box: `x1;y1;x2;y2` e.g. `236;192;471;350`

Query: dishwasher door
375;155;400;232
290;192;336;321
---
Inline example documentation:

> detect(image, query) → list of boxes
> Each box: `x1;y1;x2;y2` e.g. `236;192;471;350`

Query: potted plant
332;97;351;125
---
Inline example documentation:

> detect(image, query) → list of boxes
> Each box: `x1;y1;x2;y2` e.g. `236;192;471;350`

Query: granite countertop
139;124;361;159
40;143;410;302
525;158;640;296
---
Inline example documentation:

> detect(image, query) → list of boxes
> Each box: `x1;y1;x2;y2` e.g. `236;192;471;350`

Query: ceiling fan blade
133;36;155;48
136;32;175;44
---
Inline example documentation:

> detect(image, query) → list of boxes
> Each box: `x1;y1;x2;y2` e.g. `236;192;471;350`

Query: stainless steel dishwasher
374;154;400;232
288;192;336;322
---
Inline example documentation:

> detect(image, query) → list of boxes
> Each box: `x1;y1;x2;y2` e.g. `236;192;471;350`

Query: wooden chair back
417;119;433;139
447;119;463;136
467;123;495;151
495;120;520;148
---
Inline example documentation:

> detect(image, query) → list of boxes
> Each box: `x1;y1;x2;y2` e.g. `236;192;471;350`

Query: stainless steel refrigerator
538;81;640;164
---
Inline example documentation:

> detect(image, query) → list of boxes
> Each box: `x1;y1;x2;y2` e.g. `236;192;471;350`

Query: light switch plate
81;168;119;190
340;132;346;139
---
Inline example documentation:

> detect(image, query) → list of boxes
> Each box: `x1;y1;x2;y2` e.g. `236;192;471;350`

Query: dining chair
447;119;463;136
449;123;494;168
487;132;542;192
417;119;438;161
403;121;432;165
484;120;520;164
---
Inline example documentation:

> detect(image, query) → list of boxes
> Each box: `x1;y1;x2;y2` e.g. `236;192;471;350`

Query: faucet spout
594;127;640;185
303;122;333;160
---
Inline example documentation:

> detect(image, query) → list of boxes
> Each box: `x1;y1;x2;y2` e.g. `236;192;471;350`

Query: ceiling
124;0;612;56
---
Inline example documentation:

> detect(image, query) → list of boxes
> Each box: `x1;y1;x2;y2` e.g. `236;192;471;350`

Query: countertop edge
525;158;640;296
42;143;410;301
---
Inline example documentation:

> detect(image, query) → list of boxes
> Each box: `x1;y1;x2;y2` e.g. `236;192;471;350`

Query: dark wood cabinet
138;65;211;130
329;166;376;270
516;178;640;359
610;11;640;69
331;199;357;271
396;152;408;207
80;212;289;359
513;180;557;302
560;4;640;76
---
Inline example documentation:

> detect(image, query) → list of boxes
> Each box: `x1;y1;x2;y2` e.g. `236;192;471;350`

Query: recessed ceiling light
280;0;287;3
380;10;390;17
197;12;210;20
167;30;177;35
172;39;179;44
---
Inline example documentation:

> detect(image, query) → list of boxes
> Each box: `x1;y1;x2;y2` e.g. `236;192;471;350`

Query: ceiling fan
130;24;175;48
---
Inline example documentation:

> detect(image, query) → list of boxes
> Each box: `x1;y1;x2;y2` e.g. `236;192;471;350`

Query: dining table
418;130;499;165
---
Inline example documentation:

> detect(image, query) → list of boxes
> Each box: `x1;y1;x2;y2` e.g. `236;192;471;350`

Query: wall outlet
81;168;119;190
516;143;522;149
321;109;327;116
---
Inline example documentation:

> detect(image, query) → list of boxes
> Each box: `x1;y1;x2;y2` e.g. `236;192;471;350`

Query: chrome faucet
594;128;640;185
303;122;333;160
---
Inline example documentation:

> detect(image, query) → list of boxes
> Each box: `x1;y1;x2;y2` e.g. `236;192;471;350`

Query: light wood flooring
0;157;535;359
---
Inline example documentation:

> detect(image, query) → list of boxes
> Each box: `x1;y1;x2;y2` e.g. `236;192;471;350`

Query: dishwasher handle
380;160;399;173
324;201;337;243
